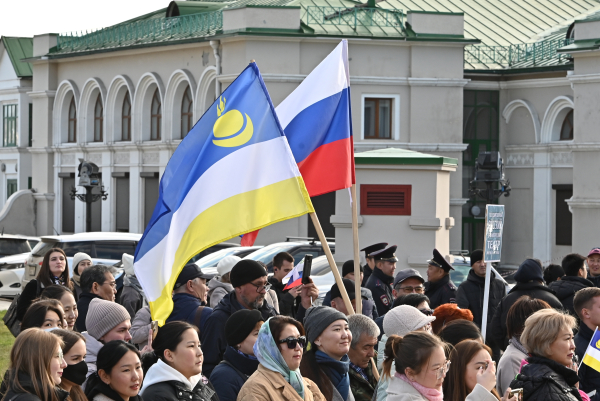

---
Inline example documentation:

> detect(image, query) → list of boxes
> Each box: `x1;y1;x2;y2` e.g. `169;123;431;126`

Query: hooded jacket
2;371;69;401
575;323;600;401
207;277;233;308
424;274;457;309
456;269;505;329
549;276;594;316
140;359;218;401
209;346;259;401
587;274;600;288
386;374;496;401
82;331;104;384
166;293;213;333
509;355;582;401
200;290;277;377
130;306;151;349
490;281;563;348
237;364;325;401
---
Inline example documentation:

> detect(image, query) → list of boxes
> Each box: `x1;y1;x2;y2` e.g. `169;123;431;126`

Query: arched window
560;110;573;140
68;98;77;143
93;95;103;142
181;86;193;139
122;94;131;141
150;89;161;141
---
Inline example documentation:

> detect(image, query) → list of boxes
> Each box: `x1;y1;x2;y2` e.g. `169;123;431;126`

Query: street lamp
468;151;511;203
70;159;108;232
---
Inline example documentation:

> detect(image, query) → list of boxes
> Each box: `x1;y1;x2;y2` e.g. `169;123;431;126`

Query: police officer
360;242;388;286
365;245;397;316
424;249;457;309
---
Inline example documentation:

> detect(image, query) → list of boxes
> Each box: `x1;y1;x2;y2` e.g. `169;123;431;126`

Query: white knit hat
122;253;135;276
72;252;92;274
383;305;436;337
86;298;131;340
217;255;241;276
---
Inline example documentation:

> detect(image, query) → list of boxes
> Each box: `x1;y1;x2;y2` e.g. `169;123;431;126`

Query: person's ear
164;349;175;363
392;289;398;298
330;299;337;309
91;282;99;294
98;369;110;385
404;367;415;381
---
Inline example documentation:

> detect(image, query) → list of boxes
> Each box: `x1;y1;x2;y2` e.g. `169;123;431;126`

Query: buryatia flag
582;327;600;372
283;261;303;290
134;63;314;324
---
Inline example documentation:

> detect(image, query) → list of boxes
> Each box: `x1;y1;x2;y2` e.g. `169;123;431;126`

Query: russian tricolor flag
283;261;304;290
276;39;355;197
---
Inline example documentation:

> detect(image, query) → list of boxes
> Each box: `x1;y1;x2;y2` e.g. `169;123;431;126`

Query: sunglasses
278;336;307;349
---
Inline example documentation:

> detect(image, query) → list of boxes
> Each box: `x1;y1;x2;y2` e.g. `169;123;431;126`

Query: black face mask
62;360;88;386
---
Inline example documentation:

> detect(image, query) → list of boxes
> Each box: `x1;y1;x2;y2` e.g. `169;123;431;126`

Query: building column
532;151;552;263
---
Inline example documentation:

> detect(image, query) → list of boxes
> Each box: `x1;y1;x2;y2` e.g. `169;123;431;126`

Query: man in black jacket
587;247;600;287
76;264;118;332
267;252;301;317
456;249;506;359
490;258;563;350
574;287;600;401
365;245;397;316
360;243;387;287
549;253;594;316
424;249;457;309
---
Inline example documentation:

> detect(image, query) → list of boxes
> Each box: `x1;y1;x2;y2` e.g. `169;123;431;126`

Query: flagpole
351;184;362;314
310;212;355;315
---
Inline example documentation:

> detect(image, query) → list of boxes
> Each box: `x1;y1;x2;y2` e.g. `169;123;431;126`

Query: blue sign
484;205;505;262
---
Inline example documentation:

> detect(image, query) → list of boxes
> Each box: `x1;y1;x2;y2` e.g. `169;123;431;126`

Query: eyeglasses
278;336;307;349
434;360;451;380
419;308;434;316
102;281;117;289
398;285;424;293
248;281;272;293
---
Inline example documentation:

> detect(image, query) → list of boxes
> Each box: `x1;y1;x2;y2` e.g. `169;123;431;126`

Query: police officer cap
427;249;454;271
361;243;388;257
371;245;398;262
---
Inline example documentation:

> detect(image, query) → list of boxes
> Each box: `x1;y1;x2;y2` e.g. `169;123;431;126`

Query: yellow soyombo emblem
212;97;254;147
596;339;600;349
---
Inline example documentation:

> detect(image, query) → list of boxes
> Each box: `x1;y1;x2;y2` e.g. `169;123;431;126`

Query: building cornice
568;73;600;86
218;74;470;87
27;90;56;99
0;87;33;96
355;142;468;152
466;77;570;90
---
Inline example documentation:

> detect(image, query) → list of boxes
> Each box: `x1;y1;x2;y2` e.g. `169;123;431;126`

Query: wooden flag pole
351;184;362;314
309;212;354;315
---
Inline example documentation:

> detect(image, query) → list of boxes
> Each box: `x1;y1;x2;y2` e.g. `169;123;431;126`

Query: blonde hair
520;309;577;357
6;328;64;401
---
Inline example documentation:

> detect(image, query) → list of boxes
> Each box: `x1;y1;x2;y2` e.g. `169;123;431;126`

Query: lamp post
468;151;511;203
70;159;108;232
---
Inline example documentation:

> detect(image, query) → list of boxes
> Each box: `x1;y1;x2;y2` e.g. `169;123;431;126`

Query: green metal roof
1;37;33;78
354;148;458;166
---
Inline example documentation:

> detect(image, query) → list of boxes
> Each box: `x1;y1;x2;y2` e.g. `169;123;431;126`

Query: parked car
0;234;40;258
188;242;239;262
195;246;263;270
23;232;142;285
244;240;335;272
0;268;24;298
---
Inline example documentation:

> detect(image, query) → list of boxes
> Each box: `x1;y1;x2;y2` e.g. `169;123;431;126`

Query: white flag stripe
586;344;600;361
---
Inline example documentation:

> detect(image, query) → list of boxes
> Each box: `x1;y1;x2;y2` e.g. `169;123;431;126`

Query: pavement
0;298;12;311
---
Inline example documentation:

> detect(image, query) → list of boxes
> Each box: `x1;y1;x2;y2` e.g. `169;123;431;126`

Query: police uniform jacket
365;267;394;316
362;264;373;287
424;274;457;309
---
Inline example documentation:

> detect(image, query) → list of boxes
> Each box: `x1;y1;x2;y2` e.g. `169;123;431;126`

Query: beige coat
496;343;527;395
237;364;325;401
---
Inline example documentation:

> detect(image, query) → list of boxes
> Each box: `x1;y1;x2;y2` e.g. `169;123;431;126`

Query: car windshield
451;263;471;286
32;240;58;257
245;244;295;264
196;248;239;269
0;239;30;256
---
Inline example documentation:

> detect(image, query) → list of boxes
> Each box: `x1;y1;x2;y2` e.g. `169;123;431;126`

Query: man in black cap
167;262;214;331
322;261;378;319
330;278;357;315
392;268;425;300
424;249;457;309
365;245;397;316
361;242;388;286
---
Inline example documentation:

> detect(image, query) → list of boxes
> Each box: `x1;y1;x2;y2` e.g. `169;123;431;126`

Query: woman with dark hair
52;329;88;401
299;306;353;401
496;296;551;394
17;248;73;321
140;321;218;401
443;340;514;401
391;293;431;311
85;340;143;401
238;315;325;401
41;285;79;331
3;328;68;401
438;319;483;346
71;252;92;298
21;299;66;331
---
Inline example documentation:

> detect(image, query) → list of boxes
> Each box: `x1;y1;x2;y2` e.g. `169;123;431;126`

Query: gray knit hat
383;305;436;337
86;298;131;340
303;306;348;344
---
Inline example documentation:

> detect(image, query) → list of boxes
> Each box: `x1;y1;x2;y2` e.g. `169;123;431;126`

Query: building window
6;179;17;199
150;89;161;141
360;184;411;215
181;87;193;139
553;184;573;246
68;98;77;143
364;98;392;139
2;104;17;147
28;103;32;147
94;95;103;142
560;110;574;140
122;94;131;141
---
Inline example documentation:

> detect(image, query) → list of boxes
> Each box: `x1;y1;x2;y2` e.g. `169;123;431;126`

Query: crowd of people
2;242;599;401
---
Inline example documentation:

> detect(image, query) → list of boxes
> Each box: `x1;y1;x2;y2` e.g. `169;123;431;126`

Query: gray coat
130;305;151;349
207;277;234;308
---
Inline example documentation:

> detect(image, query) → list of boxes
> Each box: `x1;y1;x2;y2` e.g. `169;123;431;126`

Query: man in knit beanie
82;298;132;386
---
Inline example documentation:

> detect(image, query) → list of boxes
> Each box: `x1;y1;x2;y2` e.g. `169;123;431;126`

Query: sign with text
484;205;505;262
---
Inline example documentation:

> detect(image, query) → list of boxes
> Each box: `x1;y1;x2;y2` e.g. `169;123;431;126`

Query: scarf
397;373;443;401
235;347;258;360
254;317;305;399
72;270;81;287
124;275;148;306
51;274;65;286
510;336;528;355
315;350;350;401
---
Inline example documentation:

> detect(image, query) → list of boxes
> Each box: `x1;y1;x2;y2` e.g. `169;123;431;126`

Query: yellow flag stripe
583;352;600;372
149;175;314;324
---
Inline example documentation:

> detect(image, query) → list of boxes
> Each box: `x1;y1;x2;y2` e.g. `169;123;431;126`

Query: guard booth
331;148;458;277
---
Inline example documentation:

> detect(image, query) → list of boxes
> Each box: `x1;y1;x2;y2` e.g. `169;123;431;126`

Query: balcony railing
464;38;574;68
303;6;403;30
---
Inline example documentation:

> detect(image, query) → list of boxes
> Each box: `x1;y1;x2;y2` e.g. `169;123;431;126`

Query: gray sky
2;0;169;37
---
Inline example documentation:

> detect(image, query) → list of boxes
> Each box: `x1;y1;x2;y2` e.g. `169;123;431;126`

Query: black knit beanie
230;259;267;288
342;260;363;277
470;250;483;266
225;309;264;346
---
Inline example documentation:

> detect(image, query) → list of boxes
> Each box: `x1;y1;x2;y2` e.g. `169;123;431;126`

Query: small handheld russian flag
283;261;303;291
582;327;600;372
